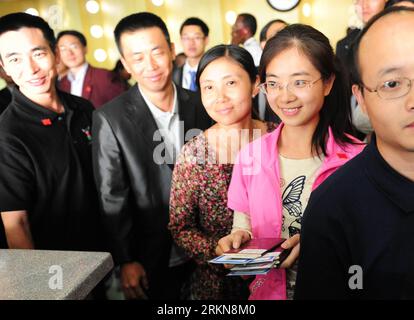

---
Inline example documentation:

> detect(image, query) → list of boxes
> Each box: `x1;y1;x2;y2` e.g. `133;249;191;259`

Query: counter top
0;249;113;300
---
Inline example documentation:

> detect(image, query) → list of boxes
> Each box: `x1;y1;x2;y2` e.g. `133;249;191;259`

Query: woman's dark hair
259;24;357;156
196;44;257;86
196;44;259;119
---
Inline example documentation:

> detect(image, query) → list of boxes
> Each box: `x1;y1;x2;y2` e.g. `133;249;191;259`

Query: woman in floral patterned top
169;45;277;300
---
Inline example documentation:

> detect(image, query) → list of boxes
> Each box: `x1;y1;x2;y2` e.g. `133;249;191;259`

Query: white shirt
243;37;262;67
138;84;189;267
139;83;181;162
182;60;198;91
67;63;89;97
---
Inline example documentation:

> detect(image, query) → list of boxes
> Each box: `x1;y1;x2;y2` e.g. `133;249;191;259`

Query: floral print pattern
169;122;276;299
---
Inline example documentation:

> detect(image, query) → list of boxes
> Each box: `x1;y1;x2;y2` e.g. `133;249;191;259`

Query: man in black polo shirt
0;66;13;114
0;13;102;252
295;7;414;299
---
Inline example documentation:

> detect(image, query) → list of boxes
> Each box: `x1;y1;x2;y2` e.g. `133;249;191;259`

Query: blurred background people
336;0;387;141
174;52;187;69
336;0;387;75
231;13;262;67
259;19;288;49
255;19;288;123
56;60;68;81
173;17;209;92
111;59;131;91
57;30;126;108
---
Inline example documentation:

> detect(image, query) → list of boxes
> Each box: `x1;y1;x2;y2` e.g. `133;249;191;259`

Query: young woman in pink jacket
216;24;365;300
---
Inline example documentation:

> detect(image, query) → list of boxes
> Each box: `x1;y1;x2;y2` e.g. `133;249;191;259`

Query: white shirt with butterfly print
279;154;323;299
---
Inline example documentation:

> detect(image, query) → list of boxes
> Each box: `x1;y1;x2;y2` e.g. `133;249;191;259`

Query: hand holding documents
209;238;291;276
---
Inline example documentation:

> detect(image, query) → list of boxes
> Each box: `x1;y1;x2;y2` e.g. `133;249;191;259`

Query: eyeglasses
259;77;322;96
181;36;205;43
59;43;81;52
361;77;414;100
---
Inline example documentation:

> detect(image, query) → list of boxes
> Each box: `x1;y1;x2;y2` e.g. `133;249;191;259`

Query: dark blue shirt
295;137;414;299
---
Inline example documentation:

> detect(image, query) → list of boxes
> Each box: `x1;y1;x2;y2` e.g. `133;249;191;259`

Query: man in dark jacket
92;12;212;300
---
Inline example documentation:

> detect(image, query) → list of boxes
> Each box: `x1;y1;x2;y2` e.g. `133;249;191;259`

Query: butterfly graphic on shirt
282;175;306;237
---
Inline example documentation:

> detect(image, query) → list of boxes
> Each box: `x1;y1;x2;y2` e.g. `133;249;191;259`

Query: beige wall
301;0;356;48
0;0;357;72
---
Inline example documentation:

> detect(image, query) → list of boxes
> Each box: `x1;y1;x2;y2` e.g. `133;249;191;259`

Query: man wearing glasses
56;30;125;108
173;17;209;92
295;6;414;299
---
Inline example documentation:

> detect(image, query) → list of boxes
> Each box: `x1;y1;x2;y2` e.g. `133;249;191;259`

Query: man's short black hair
179;17;209;37
114;12;171;56
238;13;257;36
56;30;87;47
352;6;414;87
0;12;56;59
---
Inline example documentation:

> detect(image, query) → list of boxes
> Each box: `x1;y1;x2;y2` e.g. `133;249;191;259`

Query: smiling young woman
216;24;365;300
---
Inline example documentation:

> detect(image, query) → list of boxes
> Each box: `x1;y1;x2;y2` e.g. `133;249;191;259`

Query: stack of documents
209;238;290;276
209;251;284;276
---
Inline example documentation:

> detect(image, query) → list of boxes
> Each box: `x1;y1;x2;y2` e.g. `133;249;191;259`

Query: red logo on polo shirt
85;86;92;93
337;153;348;159
41;118;52;126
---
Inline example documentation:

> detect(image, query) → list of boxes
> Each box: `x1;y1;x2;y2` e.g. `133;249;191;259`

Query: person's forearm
6;226;34;249
232;211;252;237
172;226;218;262
2;212;34;249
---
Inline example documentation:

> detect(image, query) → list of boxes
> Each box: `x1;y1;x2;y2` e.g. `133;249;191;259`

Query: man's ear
120;57;131;74
0;61;11;78
170;42;176;60
352;84;368;115
54;47;61;65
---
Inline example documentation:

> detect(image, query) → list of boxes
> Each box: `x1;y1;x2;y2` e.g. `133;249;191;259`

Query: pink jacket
227;123;365;300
